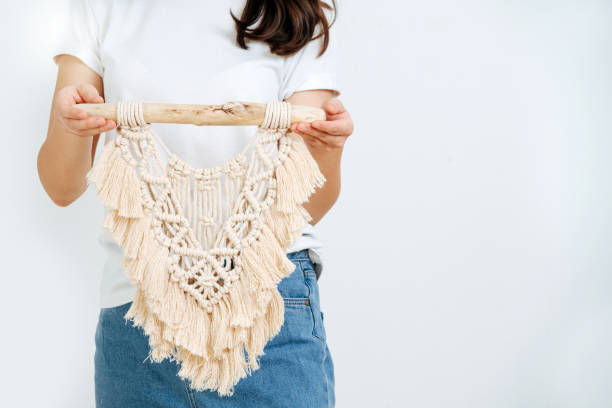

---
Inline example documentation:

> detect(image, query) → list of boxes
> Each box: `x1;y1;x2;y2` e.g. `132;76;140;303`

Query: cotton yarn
85;100;325;396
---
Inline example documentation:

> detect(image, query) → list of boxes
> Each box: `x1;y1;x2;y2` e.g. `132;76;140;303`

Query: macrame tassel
125;227;171;301
161;294;212;358
86;137;144;219
263;203;311;248
172;291;285;396
126;284;257;396
85;136;116;186
124;289;176;362
244;288;284;372
209;297;235;356
102;208;150;259
240;224;296;293
228;275;260;328
175;345;250;396
274;134;326;214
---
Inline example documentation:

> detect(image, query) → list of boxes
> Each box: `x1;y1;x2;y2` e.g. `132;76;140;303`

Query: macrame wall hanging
82;100;326;396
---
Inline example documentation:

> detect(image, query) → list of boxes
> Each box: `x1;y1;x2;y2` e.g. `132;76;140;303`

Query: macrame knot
117;100;148;129
261;101;292;130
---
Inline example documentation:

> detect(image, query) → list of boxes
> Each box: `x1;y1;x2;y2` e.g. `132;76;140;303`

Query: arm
37;54;116;207
285;90;354;226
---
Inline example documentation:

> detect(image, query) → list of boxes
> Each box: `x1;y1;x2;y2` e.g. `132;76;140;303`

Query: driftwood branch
73;102;326;126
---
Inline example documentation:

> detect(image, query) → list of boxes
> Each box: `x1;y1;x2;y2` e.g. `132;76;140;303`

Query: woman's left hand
290;98;354;152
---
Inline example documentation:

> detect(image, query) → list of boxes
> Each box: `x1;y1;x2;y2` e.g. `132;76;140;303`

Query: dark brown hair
231;0;336;57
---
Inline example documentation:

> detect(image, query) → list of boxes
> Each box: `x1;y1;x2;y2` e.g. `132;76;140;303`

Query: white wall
1;1;610;406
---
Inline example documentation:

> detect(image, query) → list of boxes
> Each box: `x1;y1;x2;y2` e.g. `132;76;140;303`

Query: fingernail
96;118;104;126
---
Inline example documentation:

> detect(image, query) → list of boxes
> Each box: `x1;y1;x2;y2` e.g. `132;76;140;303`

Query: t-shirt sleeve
52;0;103;77
280;25;341;100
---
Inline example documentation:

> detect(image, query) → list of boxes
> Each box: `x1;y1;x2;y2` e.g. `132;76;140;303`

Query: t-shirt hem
53;48;104;77
282;73;341;100
99;287;137;309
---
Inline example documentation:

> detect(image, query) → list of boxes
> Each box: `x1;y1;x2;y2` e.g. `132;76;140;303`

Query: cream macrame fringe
85;100;325;396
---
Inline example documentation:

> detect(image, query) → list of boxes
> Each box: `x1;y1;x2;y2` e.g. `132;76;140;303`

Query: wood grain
73;102;326;126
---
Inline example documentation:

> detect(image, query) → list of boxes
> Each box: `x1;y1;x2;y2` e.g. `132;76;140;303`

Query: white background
1;0;611;406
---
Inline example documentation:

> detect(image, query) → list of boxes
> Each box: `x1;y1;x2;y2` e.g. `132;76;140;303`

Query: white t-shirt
52;0;340;308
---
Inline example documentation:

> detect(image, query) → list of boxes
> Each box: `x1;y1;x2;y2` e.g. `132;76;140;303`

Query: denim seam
287;248;312;262
287;256;310;261
322;346;332;408
300;260;316;273
183;381;199;408
300;263;326;344
283;297;310;305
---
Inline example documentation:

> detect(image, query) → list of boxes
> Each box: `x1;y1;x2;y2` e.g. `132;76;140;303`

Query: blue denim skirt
94;249;335;407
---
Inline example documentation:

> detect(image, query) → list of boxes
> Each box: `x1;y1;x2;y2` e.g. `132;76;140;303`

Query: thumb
323;98;345;116
75;83;104;103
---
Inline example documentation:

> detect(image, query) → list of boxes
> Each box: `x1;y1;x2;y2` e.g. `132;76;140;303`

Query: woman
38;0;352;406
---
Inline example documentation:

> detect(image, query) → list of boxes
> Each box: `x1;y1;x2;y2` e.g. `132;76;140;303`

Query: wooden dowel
73;102;326;126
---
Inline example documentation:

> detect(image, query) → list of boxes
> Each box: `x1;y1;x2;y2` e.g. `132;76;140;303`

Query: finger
292;125;346;149
322;98;345;116
61;103;89;120
64;116;111;131
57;93;88;119
67;120;116;137
103;119;116;130
76;83;103;103
295;123;330;139
76;83;101;102
311;118;353;136
81;121;116;137
299;132;332;151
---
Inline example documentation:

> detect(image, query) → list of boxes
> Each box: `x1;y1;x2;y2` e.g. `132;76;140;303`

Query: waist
286;248;311;261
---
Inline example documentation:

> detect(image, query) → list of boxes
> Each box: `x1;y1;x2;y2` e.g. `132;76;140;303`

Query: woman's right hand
54;83;116;137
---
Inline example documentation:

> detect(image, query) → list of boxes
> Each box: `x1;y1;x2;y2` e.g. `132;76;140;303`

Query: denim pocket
276;254;327;345
277;258;310;300
301;261;327;343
